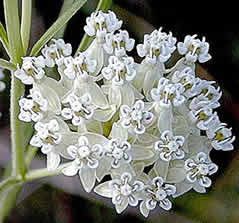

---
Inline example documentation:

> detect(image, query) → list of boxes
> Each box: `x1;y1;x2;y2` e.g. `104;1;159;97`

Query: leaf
0;22;9;54
21;0;32;54
0;59;17;71
4;0;23;63
30;0;87;56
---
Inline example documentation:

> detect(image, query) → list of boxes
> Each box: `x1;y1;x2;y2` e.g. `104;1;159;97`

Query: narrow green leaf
55;0;75;39
96;0;112;11
3;0;24;63
30;0;87;56
0;22;9;54
0;58;17;71
21;0;32;55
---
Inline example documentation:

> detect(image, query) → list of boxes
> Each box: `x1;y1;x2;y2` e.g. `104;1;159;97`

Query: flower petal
47;152;60;171
79;166;96;192
62;162;79;176
130;146;154;160
94;181;113;198
166;167;186;183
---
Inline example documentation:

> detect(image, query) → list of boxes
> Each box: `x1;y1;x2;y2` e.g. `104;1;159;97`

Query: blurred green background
0;0;239;222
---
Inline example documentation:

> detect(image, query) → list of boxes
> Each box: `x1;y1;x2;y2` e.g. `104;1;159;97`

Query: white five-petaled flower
94;172;144;213
189;82;222;110
62;135;103;192
14;56;45;85
102;56;136;86
151;77;185;107
171;67;201;98
137;28;177;64
120;100;154;135
189;106;218;131
18;88;48;122
61;93;95;126
30;119;62;170
42;39;72;67
84;10;122;43
184;152;218;188
63;52;97;80
155;130;185;162
103;30;135;57
206;117;235;151
177;35;211;63
140;177;176;217
105;138;132;168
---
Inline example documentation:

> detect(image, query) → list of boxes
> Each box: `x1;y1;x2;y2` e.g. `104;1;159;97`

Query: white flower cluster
14;10;235;217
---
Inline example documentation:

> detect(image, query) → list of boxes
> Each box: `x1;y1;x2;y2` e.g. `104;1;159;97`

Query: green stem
25;145;38;167
76;0;112;53
25;163;70;182
21;0;32;54
4;0;27;178
0;177;21;195
10;75;26;177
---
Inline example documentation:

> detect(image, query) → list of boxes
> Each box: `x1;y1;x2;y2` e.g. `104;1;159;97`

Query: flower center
112;147;124;160
215;131;225;141
197;163;209;175
155;188;167;201
167;141;179;152
120;183;133;196
78;146;91;158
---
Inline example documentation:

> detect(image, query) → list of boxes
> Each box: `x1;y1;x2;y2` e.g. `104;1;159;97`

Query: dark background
0;1;239;222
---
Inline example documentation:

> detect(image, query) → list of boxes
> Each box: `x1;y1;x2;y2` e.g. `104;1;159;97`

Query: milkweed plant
0;0;235;219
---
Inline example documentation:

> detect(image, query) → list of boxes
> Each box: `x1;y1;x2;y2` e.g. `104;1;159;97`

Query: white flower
61;93;95;126
184;152;218;188
84;10;122;43
0;68;6;92
62;135;103;192
30;119;63;170
189;107;218;130
155;130;185;161
63;52;97;80
94;172;144;213
120;100;154;135
137;28;177;64
14;56;45;85
206;117;235;151
96;124;154;181
189;81;222;110
102;56;136;86
171;67;201;98
151;77;185;107
140;177;176;217
103;30;135;57
42;39;72;67
105;138;132;168
134;28;177;96
18;88;48;122
177;35;211;63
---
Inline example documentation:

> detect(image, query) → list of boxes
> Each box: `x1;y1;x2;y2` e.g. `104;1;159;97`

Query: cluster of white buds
14;10;235;217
